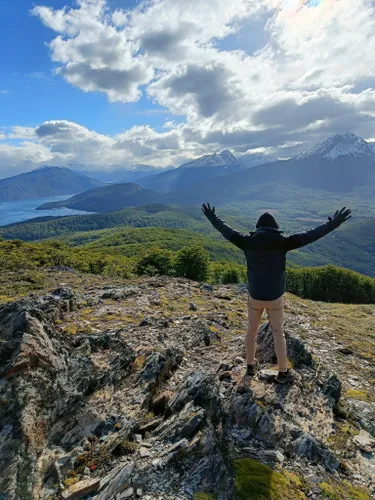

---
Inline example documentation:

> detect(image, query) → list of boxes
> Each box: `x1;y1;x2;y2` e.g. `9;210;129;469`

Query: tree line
0;240;374;304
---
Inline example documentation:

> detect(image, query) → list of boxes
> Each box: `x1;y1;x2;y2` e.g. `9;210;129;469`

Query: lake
0;195;95;227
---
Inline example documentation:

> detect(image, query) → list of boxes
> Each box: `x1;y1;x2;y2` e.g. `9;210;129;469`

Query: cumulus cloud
8;127;37;140
1;0;374;175
0;141;54;178
0;120;191;177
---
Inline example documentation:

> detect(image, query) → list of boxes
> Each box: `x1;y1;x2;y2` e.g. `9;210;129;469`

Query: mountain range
137;150;276;192
35;133;375;213
0;166;102;202
67;162;173;183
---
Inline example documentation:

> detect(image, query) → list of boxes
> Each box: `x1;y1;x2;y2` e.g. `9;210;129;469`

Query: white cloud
0;90;9;95
0;0;372;175
8;127;36;140
0;141;54;178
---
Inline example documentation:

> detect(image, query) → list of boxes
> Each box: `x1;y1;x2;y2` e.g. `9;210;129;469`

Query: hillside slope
0;166;102;201
1;202;375;277
1;275;374;499
37;183;162;213
169;156;375;205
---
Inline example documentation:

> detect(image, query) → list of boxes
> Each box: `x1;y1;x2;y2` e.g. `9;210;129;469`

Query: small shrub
136;247;174;276
175;246;210;281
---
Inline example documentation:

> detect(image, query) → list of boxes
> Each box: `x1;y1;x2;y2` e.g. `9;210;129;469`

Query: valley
0;132;374;278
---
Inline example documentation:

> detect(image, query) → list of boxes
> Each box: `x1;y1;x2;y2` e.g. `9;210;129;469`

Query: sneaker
275;369;296;384
246;361;259;377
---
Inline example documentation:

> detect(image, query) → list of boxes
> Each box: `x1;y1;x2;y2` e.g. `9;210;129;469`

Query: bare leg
267;297;288;372
246;296;264;365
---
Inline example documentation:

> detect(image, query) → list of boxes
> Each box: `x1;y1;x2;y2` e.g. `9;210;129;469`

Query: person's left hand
201;202;216;218
328;207;352;226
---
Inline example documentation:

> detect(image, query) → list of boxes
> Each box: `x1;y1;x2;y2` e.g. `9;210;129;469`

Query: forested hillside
36;183;161;212
0;238;374;305
0;167;102;201
1;201;374;277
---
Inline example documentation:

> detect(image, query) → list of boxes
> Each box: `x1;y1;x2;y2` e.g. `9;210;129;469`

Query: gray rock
152;458;163;468
257;322;316;368
290;433;339;472
139;418;163;434
55;446;84;481
119;487;134;498
161;438;189;457
0;287;137;498
100;287;138;300
168;372;223;423
75;338;91;357
154;402;205;441
140;446;151;457
322;373;342;405
137;348;183;399
96;462;134;500
189;302;198;311
348;399;375;436
353;430;375;453
201;284;213;292
185;320;221;347
259;449;285;464
61;478;100;500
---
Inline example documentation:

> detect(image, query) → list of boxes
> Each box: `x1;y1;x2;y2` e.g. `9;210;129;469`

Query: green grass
319;481;370;500
65;226;245;264
234;458;307;500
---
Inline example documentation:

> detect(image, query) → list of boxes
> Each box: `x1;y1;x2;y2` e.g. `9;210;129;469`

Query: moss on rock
319;480;370;500
234;458;307;500
193;493;216;500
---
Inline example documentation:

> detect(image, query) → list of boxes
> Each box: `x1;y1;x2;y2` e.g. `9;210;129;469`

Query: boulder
61;478;100;500
137;348;183;398
257;322;316;368
168;372;223;423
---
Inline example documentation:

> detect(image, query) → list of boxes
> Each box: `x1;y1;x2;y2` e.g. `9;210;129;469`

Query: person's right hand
328;207;352;225
201;202;216;219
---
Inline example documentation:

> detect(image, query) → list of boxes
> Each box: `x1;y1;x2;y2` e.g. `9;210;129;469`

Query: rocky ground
0;274;375;500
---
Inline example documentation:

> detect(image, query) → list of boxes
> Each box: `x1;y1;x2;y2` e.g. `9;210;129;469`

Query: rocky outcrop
0;278;374;499
0;289;135;499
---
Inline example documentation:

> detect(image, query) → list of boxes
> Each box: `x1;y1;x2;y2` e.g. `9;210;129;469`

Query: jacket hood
256;212;280;230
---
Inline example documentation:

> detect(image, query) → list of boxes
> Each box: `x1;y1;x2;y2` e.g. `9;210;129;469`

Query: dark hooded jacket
206;213;340;301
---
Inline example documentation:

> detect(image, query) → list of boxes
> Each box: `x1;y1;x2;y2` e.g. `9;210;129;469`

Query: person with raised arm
202;204;352;383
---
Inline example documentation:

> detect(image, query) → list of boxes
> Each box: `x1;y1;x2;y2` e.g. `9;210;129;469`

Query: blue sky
0;0;173;135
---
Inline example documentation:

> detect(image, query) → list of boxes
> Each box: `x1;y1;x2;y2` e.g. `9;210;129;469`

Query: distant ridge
36;183;162;213
0;166;102;202
137;149;276;192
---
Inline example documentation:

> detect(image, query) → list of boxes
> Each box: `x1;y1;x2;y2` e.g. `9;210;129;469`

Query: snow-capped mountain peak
180;149;238;169
295;133;375;161
239;153;277;169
